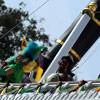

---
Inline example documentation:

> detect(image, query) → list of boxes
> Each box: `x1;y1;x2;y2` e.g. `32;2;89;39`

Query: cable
0;0;50;40
75;40;100;71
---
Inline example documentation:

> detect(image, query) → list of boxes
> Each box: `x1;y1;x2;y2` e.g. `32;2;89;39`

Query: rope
0;0;50;40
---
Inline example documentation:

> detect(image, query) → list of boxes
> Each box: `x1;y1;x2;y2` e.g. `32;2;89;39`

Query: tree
0;1;52;62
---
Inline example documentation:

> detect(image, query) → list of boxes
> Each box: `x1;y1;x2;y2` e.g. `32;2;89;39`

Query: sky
4;0;100;81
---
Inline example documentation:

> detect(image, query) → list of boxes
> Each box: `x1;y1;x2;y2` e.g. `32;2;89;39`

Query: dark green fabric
80;85;86;91
20;88;36;94
0;68;6;75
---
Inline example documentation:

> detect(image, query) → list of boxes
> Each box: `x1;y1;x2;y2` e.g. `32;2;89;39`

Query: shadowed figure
43;55;76;82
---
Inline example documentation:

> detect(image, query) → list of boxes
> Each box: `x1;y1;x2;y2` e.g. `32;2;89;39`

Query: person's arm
0;67;13;76
5;67;13;75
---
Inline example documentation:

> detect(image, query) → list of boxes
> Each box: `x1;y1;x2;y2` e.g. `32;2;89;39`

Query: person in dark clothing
44;55;76;82
56;56;75;81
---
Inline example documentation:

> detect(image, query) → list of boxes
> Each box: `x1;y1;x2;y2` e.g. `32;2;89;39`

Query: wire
75;40;100;71
0;0;50;40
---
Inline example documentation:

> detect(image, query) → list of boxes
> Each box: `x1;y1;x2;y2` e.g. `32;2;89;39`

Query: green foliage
0;1;52;62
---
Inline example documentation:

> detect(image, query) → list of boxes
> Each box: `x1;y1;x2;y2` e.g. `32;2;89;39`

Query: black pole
43;0;100;72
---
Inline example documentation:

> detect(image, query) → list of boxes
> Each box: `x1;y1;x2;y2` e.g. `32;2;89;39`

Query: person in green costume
0;42;45;83
0;54;25;83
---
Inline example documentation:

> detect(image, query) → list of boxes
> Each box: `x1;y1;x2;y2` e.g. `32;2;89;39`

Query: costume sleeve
6;54;18;64
8;64;24;73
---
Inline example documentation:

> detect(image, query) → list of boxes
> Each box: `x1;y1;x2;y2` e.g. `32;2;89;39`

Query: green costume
2;63;24;83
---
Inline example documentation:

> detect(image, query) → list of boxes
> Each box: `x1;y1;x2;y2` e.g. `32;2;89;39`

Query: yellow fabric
56;87;59;93
67;86;79;93
77;86;83;94
23;61;38;73
35;66;43;82
36;87;40;95
1;87;7;95
17;87;23;94
70;86;79;90
22;38;28;50
8;88;19;96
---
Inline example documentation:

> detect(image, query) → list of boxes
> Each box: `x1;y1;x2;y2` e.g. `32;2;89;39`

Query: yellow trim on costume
8;88;19;96
36;87;40;95
23;61;38;73
1;87;7;95
70;49;80;60
56;39;64;45
17;87;23;94
35;66;43;82
22;38;28;50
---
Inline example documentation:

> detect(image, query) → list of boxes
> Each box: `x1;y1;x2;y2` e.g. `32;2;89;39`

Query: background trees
0;1;52;62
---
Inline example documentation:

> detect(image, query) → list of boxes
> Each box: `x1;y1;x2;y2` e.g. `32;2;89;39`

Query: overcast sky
4;0;100;81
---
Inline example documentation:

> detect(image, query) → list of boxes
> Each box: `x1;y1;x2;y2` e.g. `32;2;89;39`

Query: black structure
42;0;100;73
